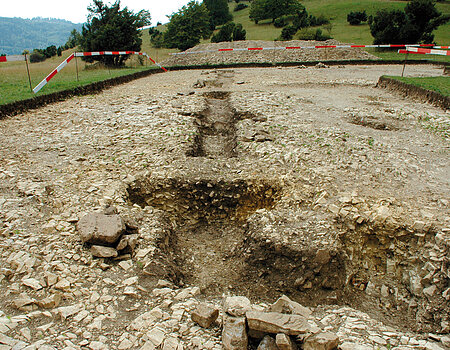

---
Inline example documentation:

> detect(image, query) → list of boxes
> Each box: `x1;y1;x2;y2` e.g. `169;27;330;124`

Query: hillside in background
228;0;450;44
0;17;83;55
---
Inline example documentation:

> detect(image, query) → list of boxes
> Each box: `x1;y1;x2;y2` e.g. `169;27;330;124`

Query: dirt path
0;64;448;349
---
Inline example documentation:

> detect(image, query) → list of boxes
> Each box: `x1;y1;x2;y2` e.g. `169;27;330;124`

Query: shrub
232;23;246;41
280;25;297;40
347;10;368;25
274;16;288;28
211;22;235;42
309;14;330;26
234;3;248;11
296;28;331;41
29;50;46;63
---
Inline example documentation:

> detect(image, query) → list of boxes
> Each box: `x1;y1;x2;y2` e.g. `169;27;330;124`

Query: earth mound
161;39;379;67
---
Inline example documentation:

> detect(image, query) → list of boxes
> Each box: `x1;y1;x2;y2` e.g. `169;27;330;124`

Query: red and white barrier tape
33;54;75;93
0;55;26;62
33;51;166;94
74;51;167;72
171;44;446;56
399;47;450;56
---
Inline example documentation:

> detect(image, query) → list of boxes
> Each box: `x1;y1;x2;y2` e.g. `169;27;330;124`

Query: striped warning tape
171;44;445;56
33;54;75;93
399;47;450;56
0;55;26;62
74;51;145;57
33;51;167;94
74;51;168;72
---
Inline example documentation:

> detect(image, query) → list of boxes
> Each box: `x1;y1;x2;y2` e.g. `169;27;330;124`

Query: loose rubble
161;40;377;67
0;64;448;349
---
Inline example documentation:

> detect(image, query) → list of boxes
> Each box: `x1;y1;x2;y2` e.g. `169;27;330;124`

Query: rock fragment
269;295;311;318
78;212;125;245
257;335;278;350
222;315;248;350
224;296;252;317
276;333;297;350
191;303;219;328
303;332;339;350
90;245;118;258
246;311;310;335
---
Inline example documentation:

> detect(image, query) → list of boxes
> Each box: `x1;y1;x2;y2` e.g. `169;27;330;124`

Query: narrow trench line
187;91;238;158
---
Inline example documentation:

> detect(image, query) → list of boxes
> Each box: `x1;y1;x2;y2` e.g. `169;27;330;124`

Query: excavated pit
128;177;283;295
128;175;449;332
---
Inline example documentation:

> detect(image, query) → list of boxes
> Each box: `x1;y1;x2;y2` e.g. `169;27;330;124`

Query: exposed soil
0;63;448;349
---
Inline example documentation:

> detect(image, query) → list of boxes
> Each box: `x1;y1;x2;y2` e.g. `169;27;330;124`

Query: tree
29;49;46;63
210;21;246;42
43;45;57;58
163;1;212;51
369;0;449;44
404;0;449;43
234;3;248;12
204;0;233;28
149;27;164;48
80;0;148;66
280;25;297;40
249;0;304;23
65;29;82;49
211;22;235;42
232;23;246;41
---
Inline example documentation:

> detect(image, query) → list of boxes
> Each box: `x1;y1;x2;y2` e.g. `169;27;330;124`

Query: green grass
0;50;163;105
385;76;450;96
228;0;450;62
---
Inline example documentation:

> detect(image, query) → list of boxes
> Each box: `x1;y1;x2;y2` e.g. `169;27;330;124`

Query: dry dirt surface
0;64;449;350
161;40;378;67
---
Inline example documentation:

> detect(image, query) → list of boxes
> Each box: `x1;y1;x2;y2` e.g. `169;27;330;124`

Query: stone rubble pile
161;40;378;67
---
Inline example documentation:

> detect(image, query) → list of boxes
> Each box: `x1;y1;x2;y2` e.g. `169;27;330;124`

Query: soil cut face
128;176;281;295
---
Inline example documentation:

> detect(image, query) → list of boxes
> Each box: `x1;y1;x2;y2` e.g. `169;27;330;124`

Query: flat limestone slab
246;311;310;335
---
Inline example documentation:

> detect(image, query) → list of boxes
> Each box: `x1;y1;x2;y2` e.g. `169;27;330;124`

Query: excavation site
0;64;448;349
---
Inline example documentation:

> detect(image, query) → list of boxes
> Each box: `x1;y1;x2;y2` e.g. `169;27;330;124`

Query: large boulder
78;212;125;245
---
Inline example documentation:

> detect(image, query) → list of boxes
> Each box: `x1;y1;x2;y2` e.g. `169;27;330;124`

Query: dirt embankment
377;76;449;110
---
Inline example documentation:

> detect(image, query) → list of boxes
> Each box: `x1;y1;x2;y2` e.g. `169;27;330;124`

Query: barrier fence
399;47;450;56
33;51;167;93
1;51;166;94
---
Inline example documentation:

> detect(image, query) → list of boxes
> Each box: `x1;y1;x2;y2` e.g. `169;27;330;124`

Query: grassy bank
0;50;165;105
385;76;450;97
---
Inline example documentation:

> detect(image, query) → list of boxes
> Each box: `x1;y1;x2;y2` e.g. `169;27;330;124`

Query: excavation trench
128;177;283;295
187;91;239;158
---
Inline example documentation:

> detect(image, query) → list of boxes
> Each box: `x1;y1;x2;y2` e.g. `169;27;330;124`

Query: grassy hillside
229;0;450;45
225;0;450;62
